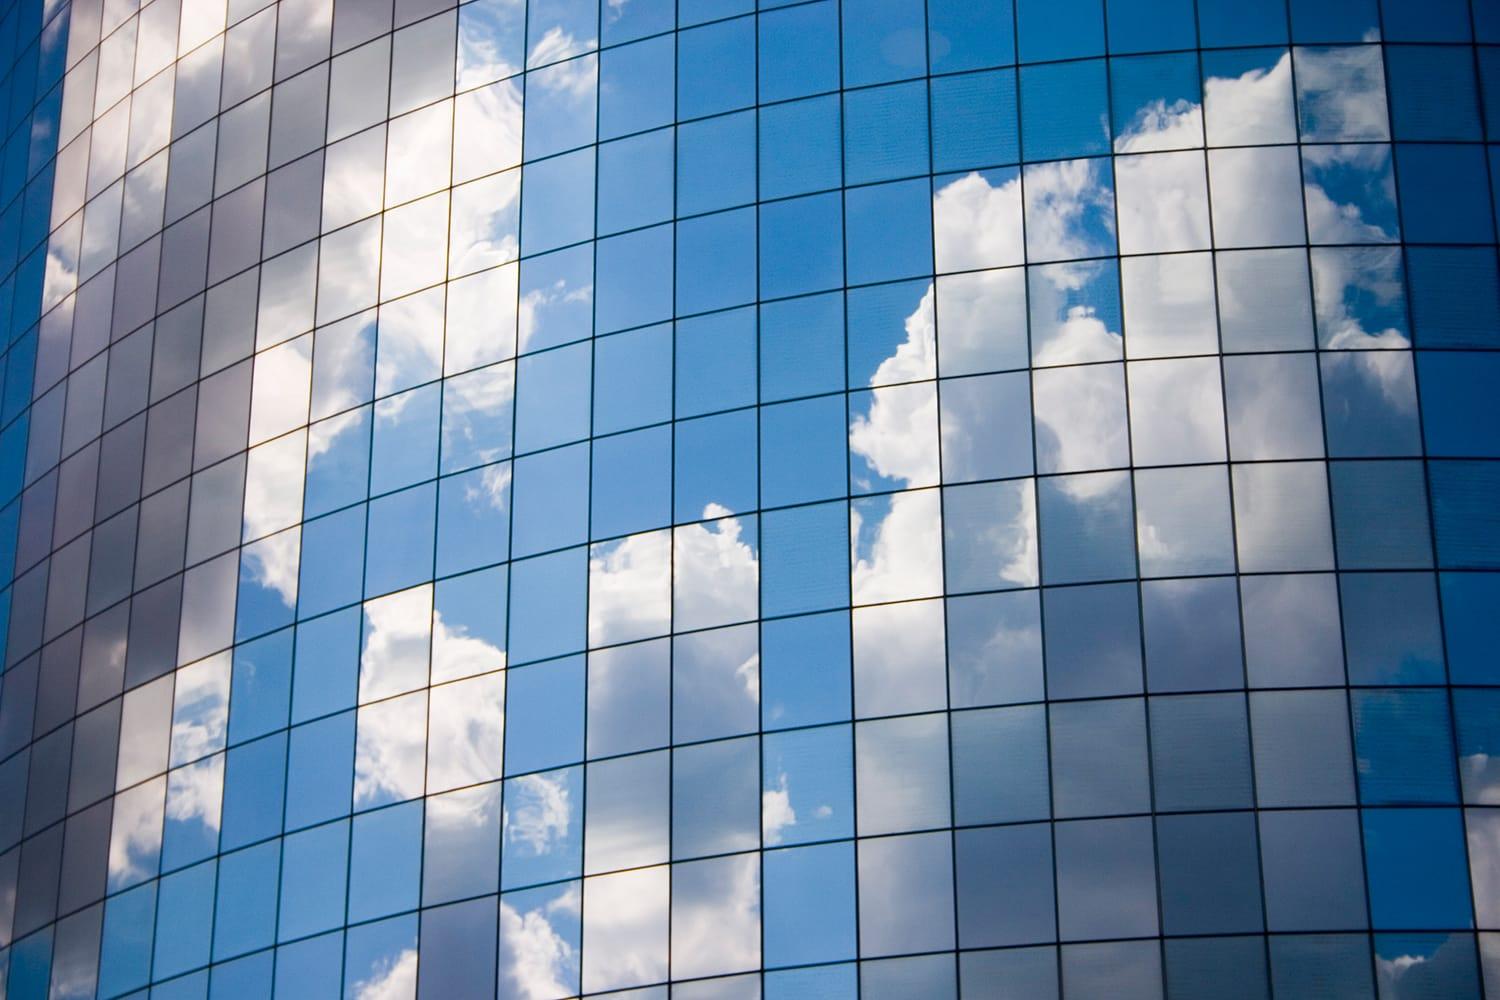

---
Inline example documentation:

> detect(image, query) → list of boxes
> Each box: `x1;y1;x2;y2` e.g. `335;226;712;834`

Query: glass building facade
2;0;1500;995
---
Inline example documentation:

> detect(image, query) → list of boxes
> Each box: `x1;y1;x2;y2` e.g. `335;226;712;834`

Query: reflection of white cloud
1204;53;1295;145
1209;145;1305;247
242;439;307;606
854;598;947;717
1377;934;1486;1000
499;886;580;1000
1032;303;1120;366
850;490;943;604
1303;144;1396;245
1121;252;1219;358
248;335;312;445
354;692;427;806
375;287;445;396
323;128;387;231
948;479;1038;590
762;772;796;846
851;379;939;490
934;268;1027;375
353;948;418;1000
1114;149;1210;255
1115;98;1202;153
170;654;230;767
1024;157;1115;265
1033;364;1128;481
244;504;307;616
164;753;224;839
1462;753;1500;805
458;2;525;88
463;460;513;515
1127;357;1226;466
1314;246;1410;353
44;225;79;311
519;278;592;354
360;586;433;702
446;266;519;373
455;79;524;182
1135;466;1234;578
589;529;671;646
582;866;669;993
319;216;383;322
311;312;375;420
530;33;596;82
674;506;759;631
427;673;505;792
671;854;760;980
385;102;452;207
380;193;449;302
933;171;1022;273
505;772;572;854
451;169;521;275
1468;807;1500;927
108;778;164;887
1294;45;1389;142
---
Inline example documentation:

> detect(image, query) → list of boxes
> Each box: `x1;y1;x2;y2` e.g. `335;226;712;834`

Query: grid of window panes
4;0;1500;995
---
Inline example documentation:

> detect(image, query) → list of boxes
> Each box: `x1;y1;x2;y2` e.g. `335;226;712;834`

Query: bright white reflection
116;674;173;791
851;490;944;605
1312;245;1410;349
169;653;230;768
247;334;312;445
1127;357;1226;466
582;866;669;994
506;772;574;856
589;529;671;647
935;267;1028;376
450;169;521;275
1461;751;1500;805
243;432;308;548
673;507;759;632
1033;364;1129;476
499;884;581;999
853;598;947;717
352;948;418;1000
455;78;524;182
1467;808;1500;928
376;286;445;395
762;771;797;846
1114;149;1209;255
360;585;433;703
933;170;1023;273
1204;53;1296;146
354;690;428;807
445;265;520;374
164;754;224;848
385;101;453;207
431;601;509;684
107;775;165;889
670;854;760;980
1121;253;1219;359
1295;45;1390;142
427;673;505;793
381;192;450;302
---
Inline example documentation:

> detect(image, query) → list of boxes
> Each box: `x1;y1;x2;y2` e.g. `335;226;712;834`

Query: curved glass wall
2;0;1500;996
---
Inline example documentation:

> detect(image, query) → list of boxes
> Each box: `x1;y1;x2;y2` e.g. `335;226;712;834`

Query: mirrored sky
1;0;1500;997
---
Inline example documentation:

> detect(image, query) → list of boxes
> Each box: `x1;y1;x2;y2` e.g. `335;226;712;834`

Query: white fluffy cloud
504;771;574;856
761;771;796;846
582;866;669;993
499;886;581;1000
352;948;418;1000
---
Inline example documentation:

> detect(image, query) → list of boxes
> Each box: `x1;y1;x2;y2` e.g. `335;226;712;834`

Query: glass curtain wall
1;0;1499;996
